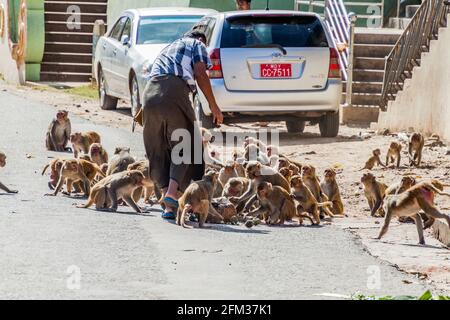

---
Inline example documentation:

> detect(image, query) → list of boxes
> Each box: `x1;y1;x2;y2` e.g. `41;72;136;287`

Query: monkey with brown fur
302;165;328;204
320;168;344;216
229;161;290;214
42;158;65;190
386;176;416;195
408;132;425;167
222;177;250;198
278;167;294;185
77;170;145;213
375;181;450;245
107;147;135;175
70;131;101;158
46;110;72;152
127;160;158;204
244;143;270;165
46;159;91;197
177;170;224;228
386;141;402;168
291;175;332;225
89;143;108;167
0;152;18;194
359;149;386;171
361;172;388;217
247;181;298;225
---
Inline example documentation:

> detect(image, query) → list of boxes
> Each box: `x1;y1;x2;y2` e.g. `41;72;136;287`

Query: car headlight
141;61;153;80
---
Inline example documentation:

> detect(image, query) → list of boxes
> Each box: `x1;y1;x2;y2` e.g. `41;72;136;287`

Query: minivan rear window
221;15;328;48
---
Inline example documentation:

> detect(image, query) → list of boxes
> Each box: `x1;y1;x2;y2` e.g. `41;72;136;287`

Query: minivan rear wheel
319;111;340;138
194;95;214;129
286;120;306;133
130;74;141;118
98;68;118;110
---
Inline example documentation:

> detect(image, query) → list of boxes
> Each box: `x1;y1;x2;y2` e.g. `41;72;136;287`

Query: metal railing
296;0;357;106
380;0;450;110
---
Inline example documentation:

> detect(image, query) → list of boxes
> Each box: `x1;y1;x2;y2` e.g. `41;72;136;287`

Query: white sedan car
93;7;216;117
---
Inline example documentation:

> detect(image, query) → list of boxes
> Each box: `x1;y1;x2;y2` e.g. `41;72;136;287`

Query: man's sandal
161;197;179;220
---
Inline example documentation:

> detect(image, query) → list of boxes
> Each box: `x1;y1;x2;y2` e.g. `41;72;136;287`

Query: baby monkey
361;172;388;217
0;152;18;194
386;141;402;168
359;149;386;171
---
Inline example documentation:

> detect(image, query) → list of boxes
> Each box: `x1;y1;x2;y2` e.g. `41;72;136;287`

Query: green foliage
352;290;449;300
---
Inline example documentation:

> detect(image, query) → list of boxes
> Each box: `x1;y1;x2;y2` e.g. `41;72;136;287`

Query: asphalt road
0;91;429;299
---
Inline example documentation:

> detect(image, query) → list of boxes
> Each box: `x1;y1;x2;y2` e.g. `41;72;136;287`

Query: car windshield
221;15;328;48
137;15;203;45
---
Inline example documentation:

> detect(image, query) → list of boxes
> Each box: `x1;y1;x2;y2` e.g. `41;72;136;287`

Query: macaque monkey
247;182;297;225
320;168;344;216
291;175;332;225
177;170;224;228
127;160;156;204
218;161;238;187
46;110;71;152
42;158;65;190
376;181;450;245
244;143;270;165
386;141;402;168
234;158;246;177
70;131;101;158
0;152;18;194
201;127;224;169
244;137;268;153
89;143;108;166
222;177;250;198
302;165;327;204
278;167;293;184
78;154;91;161
107;147;135;175
408;132;425;167
77;170;146;213
359;149;386;171
229;162;290;213
386;176;416;195
46;159;91;197
266;145;279;157
361;172;388;217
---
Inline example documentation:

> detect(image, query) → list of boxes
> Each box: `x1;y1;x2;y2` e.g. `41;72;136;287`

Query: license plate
260;63;292;78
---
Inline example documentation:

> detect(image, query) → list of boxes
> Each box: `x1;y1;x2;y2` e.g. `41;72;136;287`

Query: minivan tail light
208;49;223;79
328;48;341;79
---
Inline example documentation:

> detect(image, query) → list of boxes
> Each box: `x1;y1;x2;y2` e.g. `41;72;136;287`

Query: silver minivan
193;10;342;137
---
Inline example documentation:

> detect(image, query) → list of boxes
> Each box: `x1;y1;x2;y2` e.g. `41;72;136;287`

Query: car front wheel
98;68;118;110
319;111;340;137
130;75;141;118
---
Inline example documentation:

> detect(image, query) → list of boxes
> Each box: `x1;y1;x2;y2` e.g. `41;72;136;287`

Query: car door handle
113;49;117;55
102;43;107;50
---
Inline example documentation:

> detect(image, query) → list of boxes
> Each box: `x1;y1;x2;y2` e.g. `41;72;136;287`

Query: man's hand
210;102;223;126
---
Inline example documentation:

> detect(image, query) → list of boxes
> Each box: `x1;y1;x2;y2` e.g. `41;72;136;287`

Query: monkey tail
180;204;193;229
76;187;99;209
41;164;50;175
317;201;333;208
93;164;106;178
429;185;450;198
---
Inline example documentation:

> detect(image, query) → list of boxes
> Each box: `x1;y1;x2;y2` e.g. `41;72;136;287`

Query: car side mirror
121;35;130;46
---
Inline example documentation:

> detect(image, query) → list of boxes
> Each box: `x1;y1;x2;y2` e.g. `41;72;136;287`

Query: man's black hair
184;30;207;42
237;0;251;3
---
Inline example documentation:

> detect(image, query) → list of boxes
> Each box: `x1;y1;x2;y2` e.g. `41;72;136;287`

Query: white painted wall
378;14;450;140
0;0;24;84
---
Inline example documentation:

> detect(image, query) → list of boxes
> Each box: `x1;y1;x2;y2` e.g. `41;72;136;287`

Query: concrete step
45;21;98;33
354;57;385;70
44;42;92;54
354;44;393;58
45;2;107;14
355;33;400;45
45;31;93;43
41;62;92;74
349;93;382;106
45;12;107;23
40;71;92;82
43;52;92;64
388;17;412;29
353;69;384;82
343;81;383;94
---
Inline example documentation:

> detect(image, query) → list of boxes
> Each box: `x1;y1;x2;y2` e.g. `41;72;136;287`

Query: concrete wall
378;14;450;140
107;0;295;28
